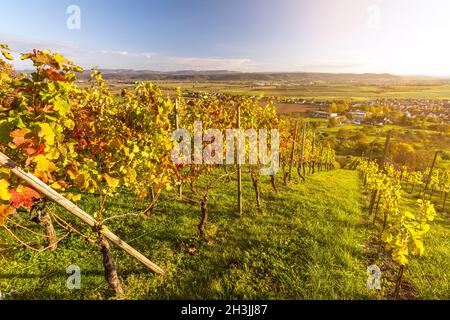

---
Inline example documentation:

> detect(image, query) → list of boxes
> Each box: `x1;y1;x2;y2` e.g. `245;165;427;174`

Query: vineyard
0;45;449;300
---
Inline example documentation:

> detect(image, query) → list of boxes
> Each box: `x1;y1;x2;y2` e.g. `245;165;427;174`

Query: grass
1;168;449;300
1;169;375;300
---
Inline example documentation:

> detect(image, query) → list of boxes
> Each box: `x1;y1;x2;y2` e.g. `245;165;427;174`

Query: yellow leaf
66;192;81;202
63;119;75;130
33;155;57;182
33;155;57;172
0;179;11;201
51;181;63;190
1;51;13;61
104;174;120;189
53;98;71;117
38;123;56;146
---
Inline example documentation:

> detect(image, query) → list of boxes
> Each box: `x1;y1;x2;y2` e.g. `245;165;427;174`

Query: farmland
129;81;450;101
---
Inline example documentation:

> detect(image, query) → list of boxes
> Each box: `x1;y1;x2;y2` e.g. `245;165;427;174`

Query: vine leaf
104;173;120;189
53;97;71;117
0;179;11;201
1;51;13;61
33;154;58;182
0;204;13;226
38;123;56;146
10;128;33;147
9;185;41;209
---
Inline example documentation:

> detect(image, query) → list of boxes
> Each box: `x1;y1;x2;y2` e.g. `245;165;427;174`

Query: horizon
14;67;450;80
1;0;450;76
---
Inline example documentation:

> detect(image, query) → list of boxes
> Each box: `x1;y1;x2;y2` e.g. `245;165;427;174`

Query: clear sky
1;0;450;75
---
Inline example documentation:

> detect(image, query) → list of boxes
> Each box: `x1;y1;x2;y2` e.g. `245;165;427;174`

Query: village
309;98;450;126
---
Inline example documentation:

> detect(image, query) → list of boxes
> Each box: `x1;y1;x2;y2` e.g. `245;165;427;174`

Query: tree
390;142;416;168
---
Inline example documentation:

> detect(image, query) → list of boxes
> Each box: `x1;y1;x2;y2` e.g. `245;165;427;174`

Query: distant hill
19;68;450;84
79;70;450;84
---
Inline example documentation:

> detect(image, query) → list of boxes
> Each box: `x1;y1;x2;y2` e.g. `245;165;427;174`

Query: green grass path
0;169;374;299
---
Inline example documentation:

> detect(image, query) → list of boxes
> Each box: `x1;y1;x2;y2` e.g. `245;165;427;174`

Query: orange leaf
0;204;13;226
43;68;66;81
10;128;33;147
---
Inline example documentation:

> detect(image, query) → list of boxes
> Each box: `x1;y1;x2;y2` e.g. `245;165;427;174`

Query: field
139;82;450;101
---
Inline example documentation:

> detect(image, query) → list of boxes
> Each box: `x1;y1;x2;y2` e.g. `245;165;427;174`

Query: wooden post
0;151;165;275
175;99;182;198
300;122;306;175
288;121;298;182
311;131;316;174
423;150;440;198
326;148;330;170
319;145;324;171
381;130;392;168
369;190;378;215
394;265;405;300
236;105;243;216
443;192;447;212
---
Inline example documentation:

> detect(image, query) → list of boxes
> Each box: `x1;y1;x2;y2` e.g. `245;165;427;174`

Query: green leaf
0;120;14;144
12;116;26;129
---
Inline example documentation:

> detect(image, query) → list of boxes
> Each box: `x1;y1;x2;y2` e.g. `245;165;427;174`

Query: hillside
0;170;372;299
1;166;449;300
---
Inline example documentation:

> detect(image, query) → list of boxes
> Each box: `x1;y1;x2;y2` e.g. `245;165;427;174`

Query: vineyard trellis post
175;99;182;198
381;130;392;168
311;130;316;174
288;120;298;182
0;151;165;275
423;150;440;199
301;122;306;176
319;144;324;172
236;104;243;216
394;265;405;300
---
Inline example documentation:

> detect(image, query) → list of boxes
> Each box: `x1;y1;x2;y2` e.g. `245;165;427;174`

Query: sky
1;0;450;75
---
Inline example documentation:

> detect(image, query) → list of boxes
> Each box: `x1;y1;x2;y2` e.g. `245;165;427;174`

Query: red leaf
25;143;46;156
9;186;41;209
80;139;88;149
